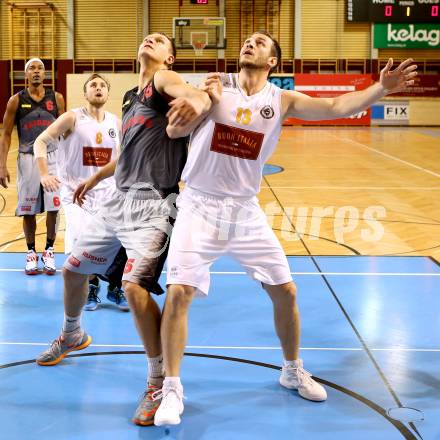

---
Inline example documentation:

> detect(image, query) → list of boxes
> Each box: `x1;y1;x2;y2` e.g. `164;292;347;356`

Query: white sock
62;314;81;334
163;377;182;388
284;359;301;368
148;354;164;379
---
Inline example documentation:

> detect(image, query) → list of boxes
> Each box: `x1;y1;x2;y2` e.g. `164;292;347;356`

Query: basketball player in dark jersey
36;33;217;426
0;58;65;274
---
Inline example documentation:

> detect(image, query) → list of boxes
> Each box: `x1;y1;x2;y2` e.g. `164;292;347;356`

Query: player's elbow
331;97;357;119
0;139;8;151
329;98;346;118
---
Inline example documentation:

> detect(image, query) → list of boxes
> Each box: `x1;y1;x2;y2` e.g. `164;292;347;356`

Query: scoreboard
347;0;440;23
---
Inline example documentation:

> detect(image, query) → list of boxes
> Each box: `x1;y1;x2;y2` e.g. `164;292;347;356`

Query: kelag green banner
374;24;440;49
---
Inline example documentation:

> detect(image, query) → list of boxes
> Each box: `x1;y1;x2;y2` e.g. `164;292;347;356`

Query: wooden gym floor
1;126;439;261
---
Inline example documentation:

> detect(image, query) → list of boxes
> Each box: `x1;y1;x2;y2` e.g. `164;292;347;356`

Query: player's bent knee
166;284;194;312
284;282;297;302
287;281;297;296
123;283;136;301
62;267;88;286
288;287;297;304
62;267;77;280
123;282;146;302
269;281;297;304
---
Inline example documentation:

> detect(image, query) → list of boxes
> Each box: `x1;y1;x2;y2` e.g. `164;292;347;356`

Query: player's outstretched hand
73;177;97;207
200;73;223;105
41;174;60;193
0;165;10;189
166;97;200;127
380;58;418;95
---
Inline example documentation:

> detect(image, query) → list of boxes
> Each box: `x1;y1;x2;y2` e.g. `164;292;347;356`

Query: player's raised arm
155;70;212;121
159;71;222;138
283;58;417;121
154;69;214;138
34;110;76;192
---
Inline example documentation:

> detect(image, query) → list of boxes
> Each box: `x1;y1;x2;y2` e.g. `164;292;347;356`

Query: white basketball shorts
64;188;175;294
62;201;95;254
166;187;293;296
16;151;61;216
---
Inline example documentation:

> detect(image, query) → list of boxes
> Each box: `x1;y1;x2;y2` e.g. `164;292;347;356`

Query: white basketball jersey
57;107;120;211
182;73;283;197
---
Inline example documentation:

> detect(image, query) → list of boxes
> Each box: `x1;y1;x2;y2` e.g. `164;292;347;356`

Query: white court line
0;215;46;253
332;134;440;179
0;268;439;276
1;342;439;352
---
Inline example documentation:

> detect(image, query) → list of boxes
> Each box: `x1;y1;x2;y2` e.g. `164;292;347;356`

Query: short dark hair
83;73;110;93
157;32;176;69
252;30;281;75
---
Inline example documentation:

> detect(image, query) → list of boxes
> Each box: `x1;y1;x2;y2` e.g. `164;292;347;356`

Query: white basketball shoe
154;380;184;426
25;250;39;275
279;359;327;401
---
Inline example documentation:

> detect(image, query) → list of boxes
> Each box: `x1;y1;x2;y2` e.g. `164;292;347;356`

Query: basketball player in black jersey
0;58;65;274
36;33;218;426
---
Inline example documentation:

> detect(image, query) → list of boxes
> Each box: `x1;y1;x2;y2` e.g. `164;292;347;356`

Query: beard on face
87;96;106;107
239;55;267;71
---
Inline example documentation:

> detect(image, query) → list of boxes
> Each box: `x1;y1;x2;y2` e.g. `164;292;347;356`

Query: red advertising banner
372;74;440;97
285;74;372;126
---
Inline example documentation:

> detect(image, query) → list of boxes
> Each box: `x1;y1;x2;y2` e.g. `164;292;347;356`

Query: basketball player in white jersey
34;73;129;311
154;31;418;425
